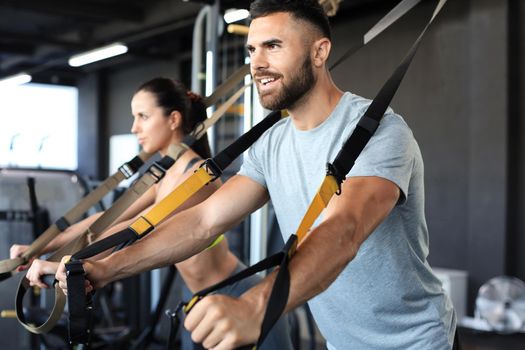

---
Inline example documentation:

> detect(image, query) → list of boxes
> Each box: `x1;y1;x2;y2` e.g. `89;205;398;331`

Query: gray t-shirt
239;92;456;349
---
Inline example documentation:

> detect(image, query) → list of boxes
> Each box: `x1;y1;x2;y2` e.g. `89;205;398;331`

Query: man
58;1;457;349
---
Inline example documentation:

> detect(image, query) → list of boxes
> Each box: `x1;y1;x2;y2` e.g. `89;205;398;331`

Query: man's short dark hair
249;0;332;40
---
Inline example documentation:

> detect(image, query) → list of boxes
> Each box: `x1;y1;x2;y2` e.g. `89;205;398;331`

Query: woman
12;78;293;350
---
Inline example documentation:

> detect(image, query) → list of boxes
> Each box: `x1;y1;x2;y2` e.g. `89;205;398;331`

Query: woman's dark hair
249;0;331;40
136;78;211;159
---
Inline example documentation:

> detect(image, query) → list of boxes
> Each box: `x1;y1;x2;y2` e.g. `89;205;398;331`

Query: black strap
212;110;282;172
63;157;176;345
65;260;93;345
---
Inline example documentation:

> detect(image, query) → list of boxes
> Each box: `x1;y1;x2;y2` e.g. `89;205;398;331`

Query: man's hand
10;244;34;272
55;256;107;295
184;294;264;350
26;259;59;289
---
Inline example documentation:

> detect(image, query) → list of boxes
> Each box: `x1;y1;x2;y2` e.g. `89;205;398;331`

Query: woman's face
130;90;179;155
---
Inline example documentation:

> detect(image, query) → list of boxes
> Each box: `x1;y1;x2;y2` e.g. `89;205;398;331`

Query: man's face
247;12;316;110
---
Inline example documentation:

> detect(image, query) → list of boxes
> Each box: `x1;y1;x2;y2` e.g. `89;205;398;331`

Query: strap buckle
325;163;343;195
118;163;135;179
147;163;166;182
200;159;222;181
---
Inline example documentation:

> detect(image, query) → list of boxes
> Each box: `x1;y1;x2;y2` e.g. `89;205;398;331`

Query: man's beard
258;54;316;111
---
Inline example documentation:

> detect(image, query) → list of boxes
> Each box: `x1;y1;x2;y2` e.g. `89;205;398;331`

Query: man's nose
250;50;269;75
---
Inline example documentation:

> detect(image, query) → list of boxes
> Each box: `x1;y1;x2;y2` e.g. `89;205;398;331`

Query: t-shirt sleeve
238;138;267;189
348;114;415;203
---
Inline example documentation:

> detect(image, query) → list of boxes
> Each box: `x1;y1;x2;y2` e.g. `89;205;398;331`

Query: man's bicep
324;176;400;245
201;174;269;234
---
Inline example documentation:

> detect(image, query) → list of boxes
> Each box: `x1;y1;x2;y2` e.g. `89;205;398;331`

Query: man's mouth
257;76;280;88
261;77;275;85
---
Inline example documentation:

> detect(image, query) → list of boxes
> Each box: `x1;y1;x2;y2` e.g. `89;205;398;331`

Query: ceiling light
68;42;128;67
224;9;249;24
0;73;32;88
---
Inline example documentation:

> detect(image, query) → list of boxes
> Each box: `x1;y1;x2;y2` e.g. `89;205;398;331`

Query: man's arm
184;175;400;349
56;175;269;290
280;175;400;310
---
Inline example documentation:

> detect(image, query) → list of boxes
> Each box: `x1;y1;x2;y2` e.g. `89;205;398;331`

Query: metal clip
147;163;166;182
119;163;135;179
200;159;222;181
326;163;343;195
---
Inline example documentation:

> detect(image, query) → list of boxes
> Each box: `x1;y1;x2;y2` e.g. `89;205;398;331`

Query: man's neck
288;75;344;131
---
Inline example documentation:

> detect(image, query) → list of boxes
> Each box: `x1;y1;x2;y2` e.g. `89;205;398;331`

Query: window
0;83;78;169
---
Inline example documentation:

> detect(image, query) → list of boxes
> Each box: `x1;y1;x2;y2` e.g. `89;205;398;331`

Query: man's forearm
286;216;360;311
243;215;359;315
98;205;221;284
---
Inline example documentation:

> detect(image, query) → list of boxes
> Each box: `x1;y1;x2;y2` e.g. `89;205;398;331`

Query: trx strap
64;109;286;345
14;80;249;336
178;0;448;349
14;150;177;334
202;64;250;108
0;152;151;282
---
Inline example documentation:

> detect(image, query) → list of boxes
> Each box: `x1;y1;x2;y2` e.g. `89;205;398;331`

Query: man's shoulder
255;114;292;144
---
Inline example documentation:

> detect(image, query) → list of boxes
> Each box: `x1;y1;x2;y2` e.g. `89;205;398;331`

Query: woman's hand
9;244;35;272
26;259;59;289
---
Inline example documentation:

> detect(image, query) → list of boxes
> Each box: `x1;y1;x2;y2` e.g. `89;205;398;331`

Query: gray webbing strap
0;151;152;277
15;147;182;334
202;64;250;107
193;84;249;140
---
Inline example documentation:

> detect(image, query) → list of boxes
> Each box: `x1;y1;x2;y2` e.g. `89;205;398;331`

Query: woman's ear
169;110;182;131
312;38;332;68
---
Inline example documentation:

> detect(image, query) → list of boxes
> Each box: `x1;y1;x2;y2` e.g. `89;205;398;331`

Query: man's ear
312;38;332;68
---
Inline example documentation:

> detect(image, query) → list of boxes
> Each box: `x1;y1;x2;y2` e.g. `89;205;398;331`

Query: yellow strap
130;167;214;236
296;175;340;243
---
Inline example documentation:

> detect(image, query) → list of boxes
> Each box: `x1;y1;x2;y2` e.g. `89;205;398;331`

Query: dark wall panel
77;73;103;179
465;0;508;307
509;0;525;281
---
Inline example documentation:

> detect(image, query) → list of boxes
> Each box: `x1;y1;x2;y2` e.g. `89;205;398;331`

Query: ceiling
0;0;401;84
